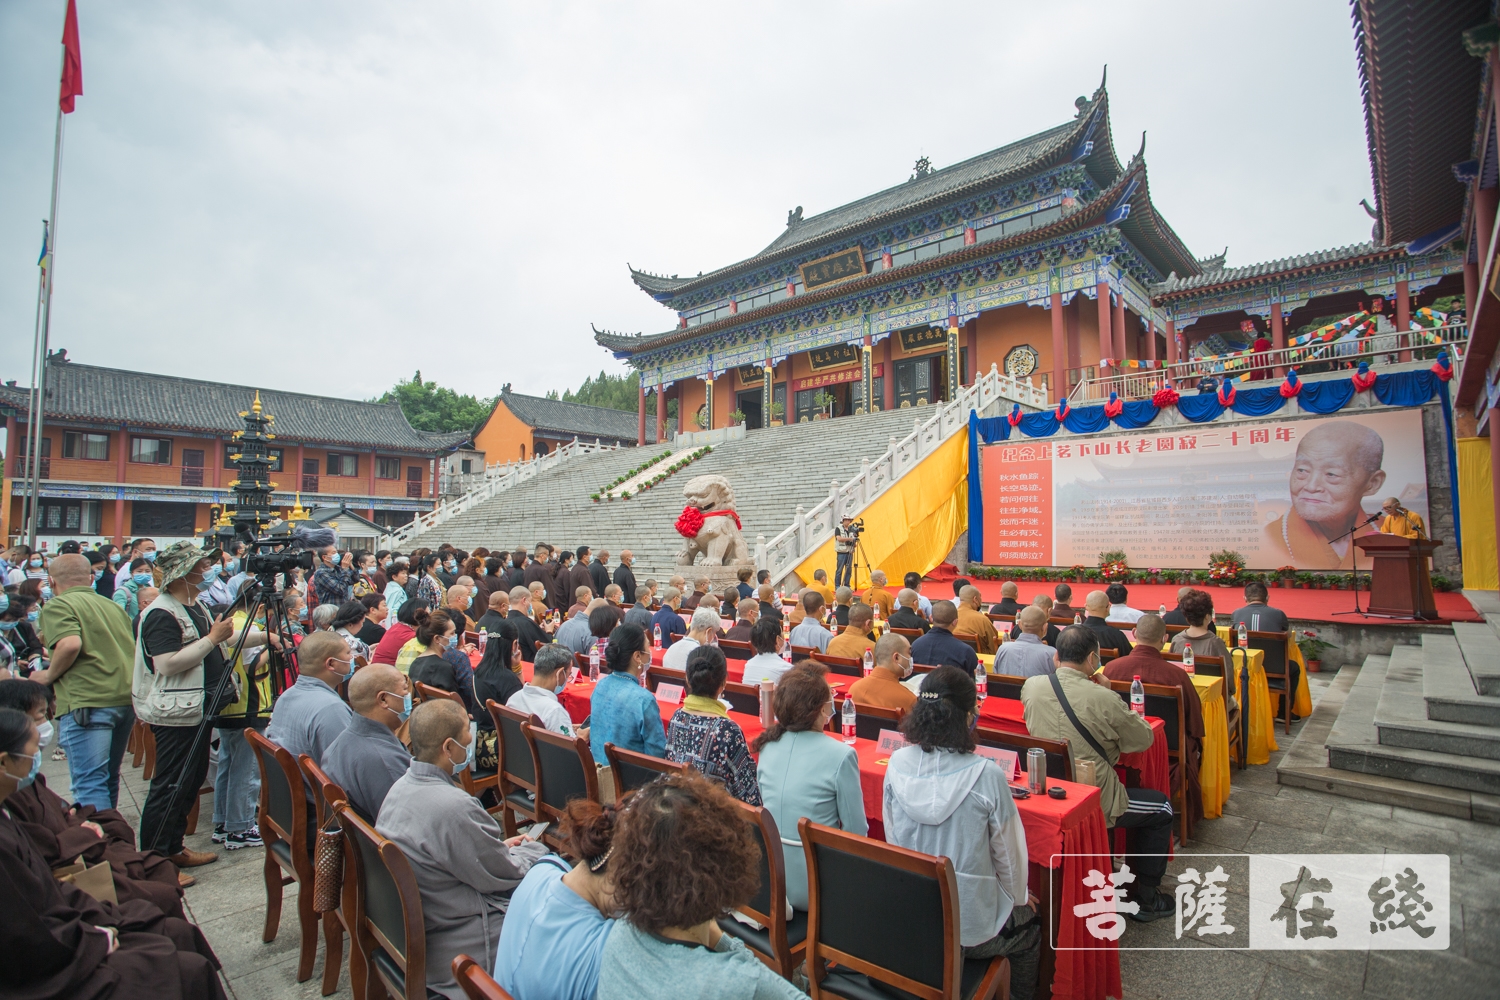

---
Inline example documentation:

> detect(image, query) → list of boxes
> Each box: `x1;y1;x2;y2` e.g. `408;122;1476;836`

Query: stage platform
922;564;1482;625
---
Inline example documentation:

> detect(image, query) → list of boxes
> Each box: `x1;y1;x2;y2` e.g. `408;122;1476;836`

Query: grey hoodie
882;745;1029;947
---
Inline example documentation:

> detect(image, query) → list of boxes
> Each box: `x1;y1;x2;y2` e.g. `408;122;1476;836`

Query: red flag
59;0;83;113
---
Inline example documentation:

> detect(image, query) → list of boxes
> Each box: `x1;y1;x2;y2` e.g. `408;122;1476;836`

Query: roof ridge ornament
787;206;803;228
910;156;932;180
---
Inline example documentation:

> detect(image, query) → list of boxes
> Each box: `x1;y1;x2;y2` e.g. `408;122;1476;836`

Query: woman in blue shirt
494;798;617;1000
586;624;663;765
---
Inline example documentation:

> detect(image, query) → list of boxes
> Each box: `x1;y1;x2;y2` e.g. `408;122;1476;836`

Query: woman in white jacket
882;665;1040;1000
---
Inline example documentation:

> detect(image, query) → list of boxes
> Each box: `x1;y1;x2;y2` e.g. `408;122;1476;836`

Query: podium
1353;534;1443;620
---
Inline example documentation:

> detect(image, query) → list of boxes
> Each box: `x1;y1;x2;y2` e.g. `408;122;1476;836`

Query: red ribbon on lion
675;506;742;538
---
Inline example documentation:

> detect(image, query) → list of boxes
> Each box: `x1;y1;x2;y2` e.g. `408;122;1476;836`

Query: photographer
131;542;273;867
834;515;860;589
310;544;357;610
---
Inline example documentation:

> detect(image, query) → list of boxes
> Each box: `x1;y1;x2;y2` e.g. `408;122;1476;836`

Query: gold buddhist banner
799;247;867;290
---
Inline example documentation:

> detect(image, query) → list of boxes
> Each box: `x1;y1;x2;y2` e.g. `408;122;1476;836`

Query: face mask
0;621;16;632
327;658;353;682
539;589;547;600
385;691;412;722
465;595;473;609
448;736;474;775
194;566;220;592
447;633;459;649
383;559;393;569
133;572;153;586
29;558;43;569
143;551;157;563
40;586;52;601
36;720;54;747
7;750;42;790
92;569;103;582
109;552;121;564
27;610;40;624
225;559;239;575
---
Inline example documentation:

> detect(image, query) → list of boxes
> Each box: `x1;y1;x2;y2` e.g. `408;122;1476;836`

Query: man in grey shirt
623;586;654;632
1230;582;1290;634
322;663;411;822
554;598;604;655
266;631;354;765
992;606;1057;678
788;591;832;653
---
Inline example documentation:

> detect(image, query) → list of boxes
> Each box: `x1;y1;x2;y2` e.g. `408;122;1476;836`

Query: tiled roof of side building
1152;241;1404;296
496;385;669;443
629;78;1123;300
0;360;468;452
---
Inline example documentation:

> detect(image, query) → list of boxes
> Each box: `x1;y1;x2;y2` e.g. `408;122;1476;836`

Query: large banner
979;409;1428;570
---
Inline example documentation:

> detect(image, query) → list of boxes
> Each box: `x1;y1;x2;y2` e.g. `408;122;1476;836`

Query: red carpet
923;564;1481;625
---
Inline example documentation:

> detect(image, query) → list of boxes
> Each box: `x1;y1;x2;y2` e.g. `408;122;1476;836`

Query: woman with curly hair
1169;589;1230;663
664;645;761;805
494;798;619;1000
883;666;1039;999
597;771;808;1000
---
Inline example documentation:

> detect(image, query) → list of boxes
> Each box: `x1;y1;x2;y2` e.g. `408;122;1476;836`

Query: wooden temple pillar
1396;279;1411;362
1095;281;1112;371
1112;291;1128;366
1271;303;1286;378
1145;318;1157;363
1050;292;1067;396
1165;318;1178;367
637;381;646;446
883;338;895;411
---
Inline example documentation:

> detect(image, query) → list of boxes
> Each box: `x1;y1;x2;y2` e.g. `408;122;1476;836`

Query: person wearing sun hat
131;541;267;867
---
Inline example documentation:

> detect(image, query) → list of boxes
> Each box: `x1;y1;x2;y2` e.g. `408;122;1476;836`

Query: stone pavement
44;670;1496;999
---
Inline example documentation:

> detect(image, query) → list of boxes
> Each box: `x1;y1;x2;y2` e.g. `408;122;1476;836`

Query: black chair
297;754;361;998
604;743;687;797
522;723;601;855
1247;630;1295;733
1108;680;1190;845
485;700;541;837
852;703;904;742
722;680;761;716
814;653;864;677
986;673;1027;701
800;819;1009;1000
245;728;321;984
975;728;1073;781
645;665;686;693
336;802;429;1000
718;802;806;980
890;627;924;640
719;638;755;656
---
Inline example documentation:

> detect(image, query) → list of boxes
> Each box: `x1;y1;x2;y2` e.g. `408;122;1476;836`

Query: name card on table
877;729;909;753
974;745;1020;782
655;683;684;705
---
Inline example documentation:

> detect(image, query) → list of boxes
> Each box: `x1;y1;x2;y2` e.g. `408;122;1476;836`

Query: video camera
243;524;334;577
842;517;866;536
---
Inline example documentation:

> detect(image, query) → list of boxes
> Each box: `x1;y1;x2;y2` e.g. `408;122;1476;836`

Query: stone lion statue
674;474;752;567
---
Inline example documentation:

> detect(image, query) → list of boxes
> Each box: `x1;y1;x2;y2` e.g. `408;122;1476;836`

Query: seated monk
0;707;226;1000
0;679;186;916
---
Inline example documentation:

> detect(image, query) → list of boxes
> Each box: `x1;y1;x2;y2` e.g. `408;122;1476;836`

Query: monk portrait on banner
1265;421;1386;569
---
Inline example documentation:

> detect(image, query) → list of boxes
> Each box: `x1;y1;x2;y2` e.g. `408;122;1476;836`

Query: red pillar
1095;281;1112;371
636;381;646;446
655;384;666;444
1271;303;1286;378
1476;187;1498;291
1050;293;1067;395
1113;292;1128;365
1165;319;1177;366
113;499;124;547
1145;318;1157;362
1465;261;1480;321
1396;279;1412;362
295;444;304;500
114;427;128;546
883;338;895;411
368;448;377;503
965;321;978;386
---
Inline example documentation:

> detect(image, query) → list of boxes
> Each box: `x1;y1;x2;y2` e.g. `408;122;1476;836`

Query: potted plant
729;409;746;427
1297;629;1333;672
1097;550;1130;582
769;400;785;427
1207;550;1245;586
1070;564;1087;583
1084;568;1101;583
1432;575;1453;592
1294;571;1315;590
814;390;837;419
1273;565;1296;588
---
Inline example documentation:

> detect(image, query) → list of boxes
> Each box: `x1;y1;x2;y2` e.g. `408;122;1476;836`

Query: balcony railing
405;481;424;498
180;467;204;487
302;474;320;493
1069;324;1468;402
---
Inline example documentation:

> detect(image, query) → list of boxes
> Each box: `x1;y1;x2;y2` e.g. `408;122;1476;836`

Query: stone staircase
401;405;939;582
1278;619;1500;823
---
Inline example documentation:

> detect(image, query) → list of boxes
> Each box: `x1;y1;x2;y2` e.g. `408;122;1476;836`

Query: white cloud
0;0;1372;401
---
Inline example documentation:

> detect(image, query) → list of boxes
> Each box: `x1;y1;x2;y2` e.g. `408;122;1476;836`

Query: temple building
595;75;1466;438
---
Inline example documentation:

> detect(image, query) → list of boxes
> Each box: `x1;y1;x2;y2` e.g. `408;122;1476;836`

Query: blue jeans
56;704;135;811
212;727;263;834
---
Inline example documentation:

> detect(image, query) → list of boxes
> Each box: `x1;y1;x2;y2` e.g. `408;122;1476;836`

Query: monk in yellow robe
1265;421;1387;569
1378;496;1426;538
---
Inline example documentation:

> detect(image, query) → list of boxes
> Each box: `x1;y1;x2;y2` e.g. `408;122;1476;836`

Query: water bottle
1182;643;1195;673
588;643;601;682
842;698;857;744
781;641;792;664
1074;612;1083;625
1130;675;1145;716
1027;747;1048;794
862;649;874;676
975;662;988;702
477;630;488;654
872;602;881;624
653;624;662;650
1237;622;1249;648
1158;603;1167;616
759;679;775;728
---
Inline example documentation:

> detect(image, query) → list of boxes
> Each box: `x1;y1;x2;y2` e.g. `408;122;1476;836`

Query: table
976;698;1170;802
1216;626;1312;717
555;674;1121;999
648;646;751;683
1192;674;1230;819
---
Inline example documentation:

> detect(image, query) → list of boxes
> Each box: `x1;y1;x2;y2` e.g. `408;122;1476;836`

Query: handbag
55;858;118;905
476;729;500;773
312;817;344;913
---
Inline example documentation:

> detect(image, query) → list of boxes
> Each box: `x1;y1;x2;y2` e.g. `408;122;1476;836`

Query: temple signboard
799;247;867;290
899;326;947;353
807;342;861;371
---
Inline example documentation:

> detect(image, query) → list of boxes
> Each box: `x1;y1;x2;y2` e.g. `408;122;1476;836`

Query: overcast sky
0;1;1375;403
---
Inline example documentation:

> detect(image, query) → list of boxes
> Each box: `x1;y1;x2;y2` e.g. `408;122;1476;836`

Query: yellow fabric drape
1458;437;1498;590
1191;674;1230;818
792;430;969;590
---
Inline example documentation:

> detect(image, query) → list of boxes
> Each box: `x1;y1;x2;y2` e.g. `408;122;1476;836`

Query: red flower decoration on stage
1104;392;1124;419
1431;352;1454;382
1006;403;1023;427
675;505;706;538
1215;381;1236;406
1351;361;1377;392
1278;370;1302;398
1153;384;1181;408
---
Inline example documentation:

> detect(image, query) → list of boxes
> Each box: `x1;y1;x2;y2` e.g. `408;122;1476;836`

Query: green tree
549;369;674;417
374;371;496;433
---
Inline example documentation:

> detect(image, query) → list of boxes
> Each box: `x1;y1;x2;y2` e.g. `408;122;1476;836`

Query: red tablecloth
556;675;1119;1000
978;697;1169;798
649;646;750;683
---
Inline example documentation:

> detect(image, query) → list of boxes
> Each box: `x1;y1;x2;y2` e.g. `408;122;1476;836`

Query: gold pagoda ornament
288;493;309;522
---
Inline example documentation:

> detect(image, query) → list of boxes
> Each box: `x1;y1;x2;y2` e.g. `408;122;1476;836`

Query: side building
0;354;467;547
469;383;670;465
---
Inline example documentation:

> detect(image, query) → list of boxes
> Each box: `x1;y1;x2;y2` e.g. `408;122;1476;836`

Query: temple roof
1151;240;1406;297
0;358;466;452
628;75;1129;302
490;385;669;442
599;153;1193;356
1353;0;1489;245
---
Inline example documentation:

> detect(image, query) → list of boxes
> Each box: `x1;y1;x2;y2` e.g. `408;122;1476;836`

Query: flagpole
25;99;66;552
21;224;48;546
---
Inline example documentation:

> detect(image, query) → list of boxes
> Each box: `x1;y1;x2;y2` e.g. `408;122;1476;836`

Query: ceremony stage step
1373;644;1500;760
1420;632;1500;727
411;405;936;582
1454;622;1500;696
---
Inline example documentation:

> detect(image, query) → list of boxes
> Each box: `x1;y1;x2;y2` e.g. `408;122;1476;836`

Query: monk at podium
1265;421;1386;569
1378;497;1426;539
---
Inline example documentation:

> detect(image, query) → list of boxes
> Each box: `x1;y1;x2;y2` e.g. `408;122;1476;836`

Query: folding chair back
975;727;1073;781
523;723;601;854
721;680;761;716
719;638;754;656
485;700;540;836
890;627;924;639
814;653;864;677
245;728;320;984
853;703;903;742
604;743;687;797
718;803;806;979
986;673;1027;701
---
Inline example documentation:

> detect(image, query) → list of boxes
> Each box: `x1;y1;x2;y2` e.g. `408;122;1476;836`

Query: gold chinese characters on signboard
899;326;947;353
807;342;861;371
737;365;765;386
799;246;867;291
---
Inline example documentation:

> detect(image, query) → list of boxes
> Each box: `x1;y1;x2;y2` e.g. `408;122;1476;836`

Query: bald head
48;553;92;589
1017;605;1048;635
298;631;350;682
488;591;509;611
1134;613;1167;647
848;603;874;629
1290;421;1387;529
874;632;910;671
1177;586;1193;602
932;600;958;626
959;585;983;610
348;663;406;715
870;570;887;587
1000;581;1019;599
897;588;921;610
408;700;468;763
1085;591;1110;616
1032;594;1054;613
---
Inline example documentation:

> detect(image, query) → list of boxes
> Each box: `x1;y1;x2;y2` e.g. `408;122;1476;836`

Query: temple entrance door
893;355;946;408
735;389;764;430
